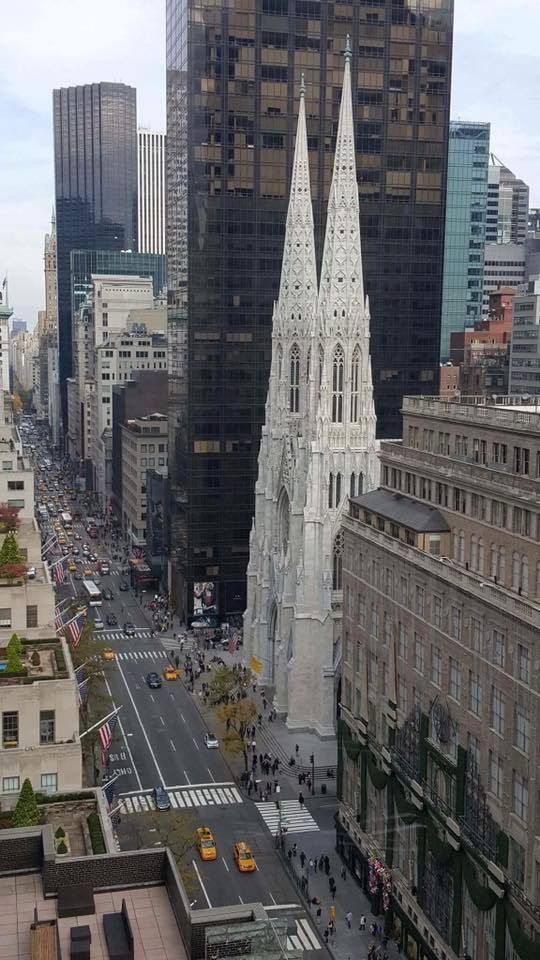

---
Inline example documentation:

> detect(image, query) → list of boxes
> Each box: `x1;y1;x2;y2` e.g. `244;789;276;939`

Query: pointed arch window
333;531;344;591
332;345;344;422
306;347;311;381
318;346;324;402
289;344;300;413
335;472;342;506
350;472;356;498
277;344;283;381
350;346;360;422
358;472;364;495
328;473;334;509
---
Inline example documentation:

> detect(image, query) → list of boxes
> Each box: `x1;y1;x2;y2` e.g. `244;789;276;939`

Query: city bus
61;512;73;530
82;579;102;606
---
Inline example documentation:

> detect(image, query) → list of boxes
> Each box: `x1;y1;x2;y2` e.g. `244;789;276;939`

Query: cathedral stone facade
244;49;379;737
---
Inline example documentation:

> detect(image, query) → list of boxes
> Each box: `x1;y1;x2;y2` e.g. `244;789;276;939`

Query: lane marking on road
221;856;229;873
207;767;215;782
160;716;165;726
268;892;277;905
170;739;177;751
192;737;200;751
115;657;168;788
103;674;143;791
183;769;191;785
150;694;155;703
179;713;185;722
192;859;212;908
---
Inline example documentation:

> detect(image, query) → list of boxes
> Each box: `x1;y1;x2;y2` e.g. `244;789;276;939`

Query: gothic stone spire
318;37;367;339
274;78;317;339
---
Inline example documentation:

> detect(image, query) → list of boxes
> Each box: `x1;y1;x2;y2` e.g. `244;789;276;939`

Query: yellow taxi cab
67;561;76;573
195;827;217;861
102;648;116;661
83;568;93;578
233;841;256;873
58;535;67;546
163;665;180;681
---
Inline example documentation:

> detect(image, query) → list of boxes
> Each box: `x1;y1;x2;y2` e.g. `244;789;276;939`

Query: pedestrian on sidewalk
308;858;314;873
319;855;324;872
345;911;352;929
341;865;347;881
329;905;336;925
298;792;305;808
292;842;298;857
323;928;329;945
316;906;322;923
359;915;366;931
300;851;306;868
324;855;330;874
313;857;318;873
328;875;335;892
331;885;336;901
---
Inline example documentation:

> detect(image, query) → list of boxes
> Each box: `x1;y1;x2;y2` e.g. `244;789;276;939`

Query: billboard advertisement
193;581;217;615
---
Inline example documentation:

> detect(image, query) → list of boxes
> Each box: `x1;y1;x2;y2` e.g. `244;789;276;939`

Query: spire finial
345;34;351;62
300;73;305;98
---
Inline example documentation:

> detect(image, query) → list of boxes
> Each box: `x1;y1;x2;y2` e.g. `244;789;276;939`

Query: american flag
98;712;119;752
133;547;145;560
42;535;58;558
76;675;89;706
103;778;116;808
52;557;66;584
54;605;65;631
68;615;84;647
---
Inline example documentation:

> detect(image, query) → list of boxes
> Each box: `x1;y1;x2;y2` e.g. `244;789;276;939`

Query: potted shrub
11;779;40;827
0;532;26;582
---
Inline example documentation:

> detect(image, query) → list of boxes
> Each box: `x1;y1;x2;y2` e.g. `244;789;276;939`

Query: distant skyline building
137;129;166;255
486;155;529;244
482;242;525;311
166;0;454;617
53;82;138;427
509;276;540;394
440;121;490;359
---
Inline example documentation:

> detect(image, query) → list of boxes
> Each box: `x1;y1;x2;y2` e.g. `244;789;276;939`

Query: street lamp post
310;753;315;795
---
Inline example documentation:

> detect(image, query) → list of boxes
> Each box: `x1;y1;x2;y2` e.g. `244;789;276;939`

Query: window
512;772;528;821
517;644;530;684
514;704;530;755
333;532;344;591
358;596;366;629
350;346;360;421
489;750;503;799
431;645;442;687
415;585;425;617
414;634;425;674
471;617;482;653
289;344;300;413
371;605;379;638
397;677;407;713
492;629;505;668
468;672;482;717
383;612;392;646
467;734;480;770
449;658;461;701
26;605;38;628
398;623;408;660
432;595;442;627
2;711;18;747
39;710;55;744
0;607;11;628
450;606;462;640
490;687;505;737
509;838;525;892
2;776;19;793
331;345;344;422
40;773;58;794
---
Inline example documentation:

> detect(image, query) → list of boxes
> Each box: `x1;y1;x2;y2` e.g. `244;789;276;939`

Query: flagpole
80;705;122;740
74;660;90;674
102;771;123;789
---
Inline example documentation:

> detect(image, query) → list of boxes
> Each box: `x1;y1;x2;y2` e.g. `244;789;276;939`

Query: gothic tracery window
335;472;342;505
318;345;324;402
333;531;344;590
328;473;334;509
277;344;282;381
332;345;344;422
350;345;360;421
289;343;300;413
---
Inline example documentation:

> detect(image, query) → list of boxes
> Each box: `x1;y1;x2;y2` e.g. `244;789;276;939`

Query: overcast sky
0;0;538;328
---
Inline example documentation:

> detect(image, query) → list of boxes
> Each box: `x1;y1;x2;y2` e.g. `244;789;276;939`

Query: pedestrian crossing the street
285;918;321;954
118;783;243;814
255;800;319;835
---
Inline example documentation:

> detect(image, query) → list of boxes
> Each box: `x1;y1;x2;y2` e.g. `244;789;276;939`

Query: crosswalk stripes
118;784;243;814
286;918;320;953
114;649;169;661
255;800;319;835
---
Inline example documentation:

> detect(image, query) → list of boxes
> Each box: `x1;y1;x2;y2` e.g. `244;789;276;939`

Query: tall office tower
486;156;529;244
53;82;137;428
138;130;166;254
439;122;490;360
166;0;454;618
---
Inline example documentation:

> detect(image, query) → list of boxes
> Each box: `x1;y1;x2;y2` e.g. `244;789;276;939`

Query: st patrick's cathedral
244;44;380;737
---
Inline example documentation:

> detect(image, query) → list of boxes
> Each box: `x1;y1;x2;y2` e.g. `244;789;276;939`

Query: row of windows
0;605;38;629
407;427;539;477
2;773;57;794
1;709;54;748
280;342;365;423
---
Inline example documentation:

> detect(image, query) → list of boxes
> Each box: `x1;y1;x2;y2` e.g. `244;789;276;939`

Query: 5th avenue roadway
55;526;305;913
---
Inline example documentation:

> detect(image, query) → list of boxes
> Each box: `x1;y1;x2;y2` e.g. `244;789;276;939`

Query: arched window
521;556;529;595
306;347;311;381
512;552;520;591
358;472;364;495
478;538;485;575
289;344;300;413
278;488;290;555
335;472;342;506
498;547;506;585
318;346;324;401
277;344;282;381
350;472;356;498
458;530;465;565
470;536;478;571
328;473;334;509
333;531;344;590
332;345;344;422
491;544;498;579
350;346;360;421
452;529;458;560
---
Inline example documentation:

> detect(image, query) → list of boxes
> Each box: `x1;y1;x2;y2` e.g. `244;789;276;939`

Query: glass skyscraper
167;0;454;618
53;82;138;426
440;121;490;360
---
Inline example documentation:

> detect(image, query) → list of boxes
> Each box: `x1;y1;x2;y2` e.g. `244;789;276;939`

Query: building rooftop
0;873;187;960
0;638;70;685
351;489;450;533
403;394;540;433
